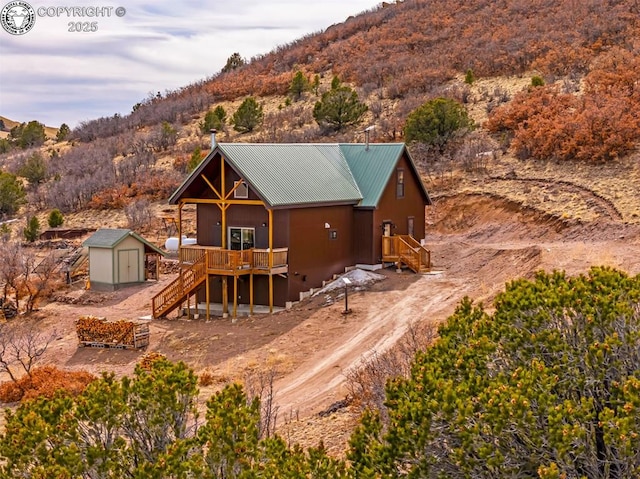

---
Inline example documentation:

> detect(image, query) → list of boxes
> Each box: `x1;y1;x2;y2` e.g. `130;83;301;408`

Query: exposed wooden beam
201;174;222;199
179;198;265;206
224;179;246;200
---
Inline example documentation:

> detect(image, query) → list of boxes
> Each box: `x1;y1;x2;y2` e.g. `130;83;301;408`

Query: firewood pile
76;316;149;349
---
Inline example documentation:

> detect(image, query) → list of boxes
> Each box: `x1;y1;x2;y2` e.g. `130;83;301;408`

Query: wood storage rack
76;316;150;350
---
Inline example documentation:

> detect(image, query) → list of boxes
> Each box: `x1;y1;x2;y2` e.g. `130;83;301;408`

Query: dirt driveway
20;192;640;454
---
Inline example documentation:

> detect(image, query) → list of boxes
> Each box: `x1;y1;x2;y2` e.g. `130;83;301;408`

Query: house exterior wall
197;204;269;247
195;203;354;307
185;148;428;309
287;204;354;302
352;209;375;264
372;153;427;262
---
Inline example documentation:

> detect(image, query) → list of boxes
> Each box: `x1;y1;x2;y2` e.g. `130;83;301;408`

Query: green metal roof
219;143;361;207
170;142;429;209
83;228;165;255
340;143;405;208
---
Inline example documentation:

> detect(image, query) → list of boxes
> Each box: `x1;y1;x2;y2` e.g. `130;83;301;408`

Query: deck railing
179;245;288;272
253;248;288;269
180;245;218;264
382;235;431;272
152;252;207;318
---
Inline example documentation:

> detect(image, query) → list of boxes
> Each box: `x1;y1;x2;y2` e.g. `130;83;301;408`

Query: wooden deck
382;235;431;273
152;245;288;319
180;245;289;274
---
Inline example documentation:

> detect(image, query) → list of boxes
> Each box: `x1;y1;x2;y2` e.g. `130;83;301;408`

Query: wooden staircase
152;253;207;318
390;235;431;273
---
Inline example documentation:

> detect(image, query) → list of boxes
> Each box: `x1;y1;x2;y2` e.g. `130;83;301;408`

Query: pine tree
313;84;368;131
47;209;64;228
56;123;70;142
232;97;264;133
404;97;474;151
289;70;310;100
23;216;40;242
349;267;640;479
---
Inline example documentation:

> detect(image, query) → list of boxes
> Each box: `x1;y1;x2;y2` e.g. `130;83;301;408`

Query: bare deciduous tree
125;199;152;230
0;321;56;382
20;248;59;313
345;320;437;422
244;366;279;439
0;240;22;307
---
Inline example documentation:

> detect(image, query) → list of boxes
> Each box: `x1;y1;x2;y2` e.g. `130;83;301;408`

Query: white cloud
0;1;380;128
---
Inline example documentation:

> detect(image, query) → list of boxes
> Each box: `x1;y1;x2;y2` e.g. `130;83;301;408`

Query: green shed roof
83;228;165;255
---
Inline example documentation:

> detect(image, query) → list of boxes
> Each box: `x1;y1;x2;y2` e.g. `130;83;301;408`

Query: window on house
234;180;248;198
228;227;254;250
396;169;405;198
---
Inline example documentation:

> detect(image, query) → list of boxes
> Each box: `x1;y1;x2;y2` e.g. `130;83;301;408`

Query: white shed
83;229;165;291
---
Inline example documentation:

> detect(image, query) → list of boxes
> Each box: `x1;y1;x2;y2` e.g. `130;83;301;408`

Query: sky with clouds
0;1;380;129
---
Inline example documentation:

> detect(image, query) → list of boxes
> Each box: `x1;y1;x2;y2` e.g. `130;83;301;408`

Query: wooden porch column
269;275;273;313
250;273;254;315
233;275;238;320
222;277;228;315
206;275;210;321
221;158;227;249
268;209;274;313
178;202;183;255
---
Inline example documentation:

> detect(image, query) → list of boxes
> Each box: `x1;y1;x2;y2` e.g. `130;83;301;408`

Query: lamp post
342;277;352;315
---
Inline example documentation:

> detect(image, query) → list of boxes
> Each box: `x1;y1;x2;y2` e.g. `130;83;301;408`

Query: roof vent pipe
210;129;217;149
363;125;375;151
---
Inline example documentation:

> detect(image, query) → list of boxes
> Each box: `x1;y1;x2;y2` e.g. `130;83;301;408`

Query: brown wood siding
196;204;219;246
287;205;354;302
372;153;427;262
353;209;374;264
195;205;291;307
189;150;428;308
224;161;262;201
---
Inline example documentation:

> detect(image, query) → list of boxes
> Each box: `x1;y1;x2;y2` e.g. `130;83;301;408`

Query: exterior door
229;227;255;250
118;249;139;283
382;221;392;237
407;216;415;237
382;220;393;256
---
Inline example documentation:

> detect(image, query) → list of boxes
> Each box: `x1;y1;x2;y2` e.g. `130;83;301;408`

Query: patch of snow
313;268;386;295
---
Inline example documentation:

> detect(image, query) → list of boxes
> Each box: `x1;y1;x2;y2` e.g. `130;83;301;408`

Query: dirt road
16;191;640;454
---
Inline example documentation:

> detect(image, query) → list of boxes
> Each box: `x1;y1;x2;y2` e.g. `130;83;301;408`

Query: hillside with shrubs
1;2;640;475
1;0;640;225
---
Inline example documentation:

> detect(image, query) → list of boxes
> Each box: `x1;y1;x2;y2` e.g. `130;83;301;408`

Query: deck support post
233;275;238;320
206;275;210;321
222;277;228;315
269;274;274;313
268;209;274;313
250;273;254;315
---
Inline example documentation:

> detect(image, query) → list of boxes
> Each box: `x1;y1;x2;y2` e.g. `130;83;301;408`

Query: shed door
118;249;139;283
